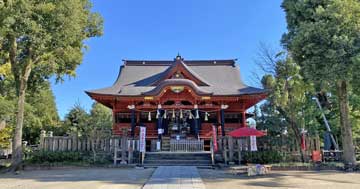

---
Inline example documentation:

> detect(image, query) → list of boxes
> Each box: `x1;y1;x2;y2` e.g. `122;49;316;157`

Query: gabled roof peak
150;57;210;86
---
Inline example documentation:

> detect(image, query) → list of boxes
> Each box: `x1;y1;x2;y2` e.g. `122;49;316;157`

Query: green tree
23;82;60;144
63;103;90;137
90;102;112;131
0;96;14;149
88;102;112;162
0;0;103;169
261;55;314;161
282;0;360;165
1;63;60;144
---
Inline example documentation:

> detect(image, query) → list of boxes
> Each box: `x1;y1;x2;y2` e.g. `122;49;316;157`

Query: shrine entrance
154;106;206;152
162;109;197;139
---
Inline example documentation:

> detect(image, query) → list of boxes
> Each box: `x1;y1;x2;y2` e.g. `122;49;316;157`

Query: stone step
144;152;212;166
144;159;212;166
143;165;213;169
146;152;211;157
145;155;211;160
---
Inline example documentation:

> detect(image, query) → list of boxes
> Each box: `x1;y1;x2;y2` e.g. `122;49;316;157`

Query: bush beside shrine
24;151;112;166
242;150;282;164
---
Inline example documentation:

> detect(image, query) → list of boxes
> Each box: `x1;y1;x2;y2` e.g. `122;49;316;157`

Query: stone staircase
143;152;213;167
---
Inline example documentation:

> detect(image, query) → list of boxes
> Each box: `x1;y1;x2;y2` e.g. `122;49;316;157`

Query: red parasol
229;127;266;137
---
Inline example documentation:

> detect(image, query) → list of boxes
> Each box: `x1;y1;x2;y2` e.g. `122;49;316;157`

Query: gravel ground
199;169;360;189
0;167;154;189
1;167;359;189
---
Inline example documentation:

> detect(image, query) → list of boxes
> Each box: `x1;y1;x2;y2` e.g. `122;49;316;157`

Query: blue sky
51;0;286;119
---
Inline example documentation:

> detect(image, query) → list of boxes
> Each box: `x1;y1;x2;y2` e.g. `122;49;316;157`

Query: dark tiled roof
86;58;267;96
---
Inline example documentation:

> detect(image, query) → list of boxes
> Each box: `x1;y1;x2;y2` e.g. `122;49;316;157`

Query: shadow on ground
199;169;360;189
0;167;155;189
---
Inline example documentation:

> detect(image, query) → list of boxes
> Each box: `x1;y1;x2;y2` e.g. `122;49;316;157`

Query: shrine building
86;55;267;152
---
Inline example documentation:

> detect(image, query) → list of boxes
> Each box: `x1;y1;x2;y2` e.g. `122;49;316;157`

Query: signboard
212;125;218;152
139;127;146;152
157;128;164;134
249;120;258;151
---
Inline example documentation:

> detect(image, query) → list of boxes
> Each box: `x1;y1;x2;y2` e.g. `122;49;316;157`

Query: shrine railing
170;139;204;152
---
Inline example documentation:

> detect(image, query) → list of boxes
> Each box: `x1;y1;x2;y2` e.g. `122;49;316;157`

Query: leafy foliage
26;151;83;164
282;0;360;88
0;0;103;168
282;0;360;165
90;103;112;131
63;103;90;136
242;150;282;164
62;102;112;137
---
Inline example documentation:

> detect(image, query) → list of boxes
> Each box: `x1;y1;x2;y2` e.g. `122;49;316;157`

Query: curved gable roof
150;58;210;86
85;57;267;97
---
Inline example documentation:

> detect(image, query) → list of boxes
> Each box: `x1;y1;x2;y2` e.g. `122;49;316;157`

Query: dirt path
199;169;360;189
0;167;154;189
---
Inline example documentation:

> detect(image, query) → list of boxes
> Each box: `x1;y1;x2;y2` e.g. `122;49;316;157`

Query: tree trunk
336;80;356;166
290;117;307;162
278;108;307;162
10;59;33;171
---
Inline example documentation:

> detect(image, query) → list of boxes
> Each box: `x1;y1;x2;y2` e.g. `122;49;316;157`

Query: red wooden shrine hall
85;55;267;147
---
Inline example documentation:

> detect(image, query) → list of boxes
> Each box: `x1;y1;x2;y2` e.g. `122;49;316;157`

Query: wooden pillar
223;137;228;164
112;110;116;129
130;107;136;138
242;111;247;127
194;106;199;139
220;108;225;136
228;136;234;162
112;100;117;134
39;130;46;150
136;111;140;124
157;108;163;141
121;128;128;164
237;139;242;165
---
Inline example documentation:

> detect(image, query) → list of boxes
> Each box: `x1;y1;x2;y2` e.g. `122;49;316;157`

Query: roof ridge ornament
175;53;183;61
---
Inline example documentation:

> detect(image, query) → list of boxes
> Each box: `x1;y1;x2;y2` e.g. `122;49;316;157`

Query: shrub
242;150;282;164
26;151;84;164
25;151;112;165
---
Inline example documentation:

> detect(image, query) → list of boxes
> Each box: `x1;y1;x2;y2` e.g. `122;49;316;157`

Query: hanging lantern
156;109;160;119
204;112;208;121
180;109;183;119
195;109;199;119
189;111;193;119
148;112;152;121
163;110;167;119
172;109;175;119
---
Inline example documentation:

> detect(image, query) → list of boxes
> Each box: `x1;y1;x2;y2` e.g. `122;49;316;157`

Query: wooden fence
39;131;115;152
215;135;321;164
38;130;141;165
